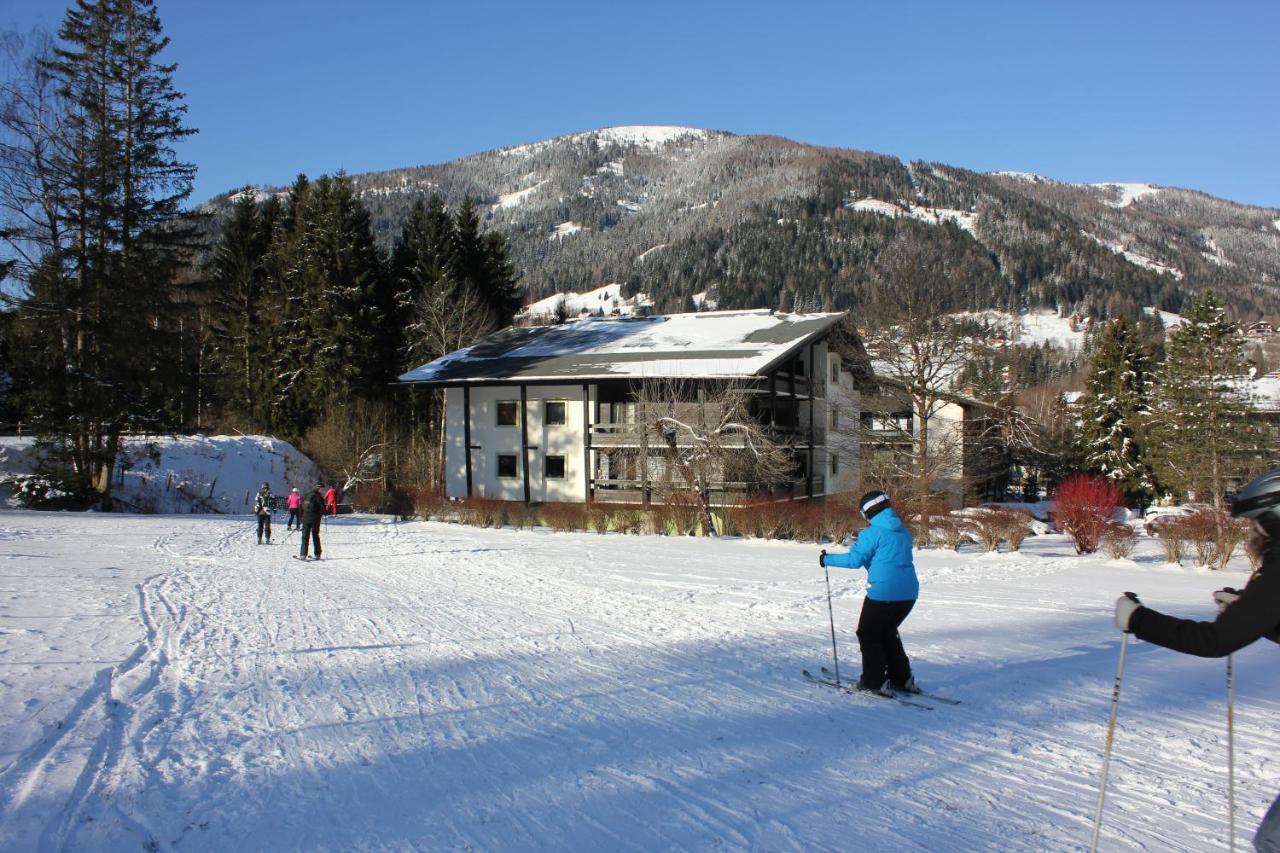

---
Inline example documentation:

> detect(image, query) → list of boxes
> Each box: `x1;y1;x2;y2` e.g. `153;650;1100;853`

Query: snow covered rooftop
399;310;845;385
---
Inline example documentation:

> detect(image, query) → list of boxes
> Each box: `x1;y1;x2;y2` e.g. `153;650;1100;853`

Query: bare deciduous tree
861;252;983;540
632;378;794;535
407;278;496;489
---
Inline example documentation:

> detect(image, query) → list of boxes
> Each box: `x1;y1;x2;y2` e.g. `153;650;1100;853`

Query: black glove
1213;588;1240;613
819;549;827;567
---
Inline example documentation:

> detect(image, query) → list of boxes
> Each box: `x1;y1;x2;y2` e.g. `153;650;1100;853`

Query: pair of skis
802;667;959;710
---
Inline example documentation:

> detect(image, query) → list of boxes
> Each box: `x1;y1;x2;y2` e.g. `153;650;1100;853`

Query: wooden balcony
590;476;826;505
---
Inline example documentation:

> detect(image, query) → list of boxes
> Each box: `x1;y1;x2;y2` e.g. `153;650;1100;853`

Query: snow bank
0;434;319;514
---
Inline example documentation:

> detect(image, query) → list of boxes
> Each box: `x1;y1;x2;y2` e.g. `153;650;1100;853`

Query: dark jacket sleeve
1131;559;1280;657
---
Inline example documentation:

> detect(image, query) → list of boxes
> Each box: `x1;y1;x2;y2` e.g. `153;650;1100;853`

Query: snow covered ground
0;513;1275;851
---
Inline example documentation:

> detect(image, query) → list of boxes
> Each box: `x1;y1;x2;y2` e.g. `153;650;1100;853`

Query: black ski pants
299;522;322;559
856;598;915;690
256;513;271;543
286;508;300;529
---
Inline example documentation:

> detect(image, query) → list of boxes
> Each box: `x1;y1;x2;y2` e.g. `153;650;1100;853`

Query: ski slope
0;512;1275;851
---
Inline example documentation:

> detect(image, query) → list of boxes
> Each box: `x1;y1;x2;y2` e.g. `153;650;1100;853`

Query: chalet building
1245;321;1276;340
856;379;1010;507
400;310;860;505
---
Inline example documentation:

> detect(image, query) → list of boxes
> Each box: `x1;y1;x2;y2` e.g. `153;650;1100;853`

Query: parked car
1143;504;1210;536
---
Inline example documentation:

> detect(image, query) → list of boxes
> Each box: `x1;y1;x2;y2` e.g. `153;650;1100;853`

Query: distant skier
297;485;325;561
1114;469;1280;852
285;487;301;530
253;482;273;545
819;490;921;696
324;484;338;517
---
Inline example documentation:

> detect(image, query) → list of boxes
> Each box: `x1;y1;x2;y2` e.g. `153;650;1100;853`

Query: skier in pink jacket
285;487;302;531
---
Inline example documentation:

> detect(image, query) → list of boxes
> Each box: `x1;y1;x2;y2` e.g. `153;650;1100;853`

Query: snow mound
1093;182;1161;207
0;435;319;514
1082;231;1183;279
549;221;584;240
495;180;547;210
845;196;977;235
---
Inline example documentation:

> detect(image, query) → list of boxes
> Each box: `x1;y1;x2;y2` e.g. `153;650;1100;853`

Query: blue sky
5;0;1278;207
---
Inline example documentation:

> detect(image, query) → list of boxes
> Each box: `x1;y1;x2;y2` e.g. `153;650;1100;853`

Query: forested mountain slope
209;126;1280;322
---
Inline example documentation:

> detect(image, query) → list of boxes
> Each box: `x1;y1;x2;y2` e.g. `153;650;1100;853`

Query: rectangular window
830;455;839;476
545;400;567;426
830;359;840;383
497;454;518;478
545;455;566;479
496;401;519;427
829;406;839;429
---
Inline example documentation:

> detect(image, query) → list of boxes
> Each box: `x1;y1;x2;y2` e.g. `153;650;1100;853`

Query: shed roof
399;310;845;385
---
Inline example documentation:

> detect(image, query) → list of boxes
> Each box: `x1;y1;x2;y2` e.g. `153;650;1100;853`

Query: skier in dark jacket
820;490;921;696
1114;469;1280;853
298;485;325;561
253;482;273;545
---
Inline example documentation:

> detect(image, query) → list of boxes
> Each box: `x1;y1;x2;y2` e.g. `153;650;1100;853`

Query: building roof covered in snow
399;310;846;385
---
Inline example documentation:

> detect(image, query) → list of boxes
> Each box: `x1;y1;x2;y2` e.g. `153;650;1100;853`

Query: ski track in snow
0;512;1276;851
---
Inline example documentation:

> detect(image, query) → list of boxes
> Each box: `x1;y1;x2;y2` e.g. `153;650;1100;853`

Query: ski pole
1090;593;1135;853
823;561;841;686
1227;653;1236;853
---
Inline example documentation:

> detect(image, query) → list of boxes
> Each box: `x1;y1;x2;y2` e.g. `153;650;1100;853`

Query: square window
497;454;518;478
496;401;519;427
545;455;566;479
545;401;567;426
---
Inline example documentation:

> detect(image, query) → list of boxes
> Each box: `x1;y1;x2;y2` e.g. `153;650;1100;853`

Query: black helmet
1229;469;1280;535
859;490;891;520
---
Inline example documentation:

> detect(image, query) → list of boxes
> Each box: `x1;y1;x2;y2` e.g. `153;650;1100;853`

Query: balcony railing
590;475;826;505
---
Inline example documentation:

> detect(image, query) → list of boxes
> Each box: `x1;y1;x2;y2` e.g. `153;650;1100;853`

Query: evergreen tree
1147;290;1259;505
450;196;521;326
5;0;197;506
259;174;391;437
1075;316;1153;503
207;190;271;426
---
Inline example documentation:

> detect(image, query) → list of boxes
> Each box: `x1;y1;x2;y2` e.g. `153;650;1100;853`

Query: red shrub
1052;474;1124;554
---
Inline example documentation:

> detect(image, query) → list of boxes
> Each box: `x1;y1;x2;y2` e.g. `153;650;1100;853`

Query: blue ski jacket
823;507;919;602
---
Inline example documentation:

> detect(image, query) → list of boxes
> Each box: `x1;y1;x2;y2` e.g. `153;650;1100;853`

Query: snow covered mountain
209;126;1280;321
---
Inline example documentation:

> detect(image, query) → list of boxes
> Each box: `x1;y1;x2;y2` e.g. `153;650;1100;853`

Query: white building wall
445;384;590;502
824;350;861;496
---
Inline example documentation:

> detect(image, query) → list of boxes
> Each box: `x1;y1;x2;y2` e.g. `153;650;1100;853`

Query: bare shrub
1156;521;1188;565
410;490;444;520
457;497;504;528
966;509;1006;552
1101;522;1137;559
1180;509;1246;569
656;493;703;536
1001;510;1034;552
790;502;832;543
612;506;646;534
585;502;612;534
930;516;964;551
505;503;538;530
539;502;587;532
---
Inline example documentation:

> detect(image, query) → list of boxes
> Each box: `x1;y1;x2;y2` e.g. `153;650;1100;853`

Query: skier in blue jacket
821;490;921;696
